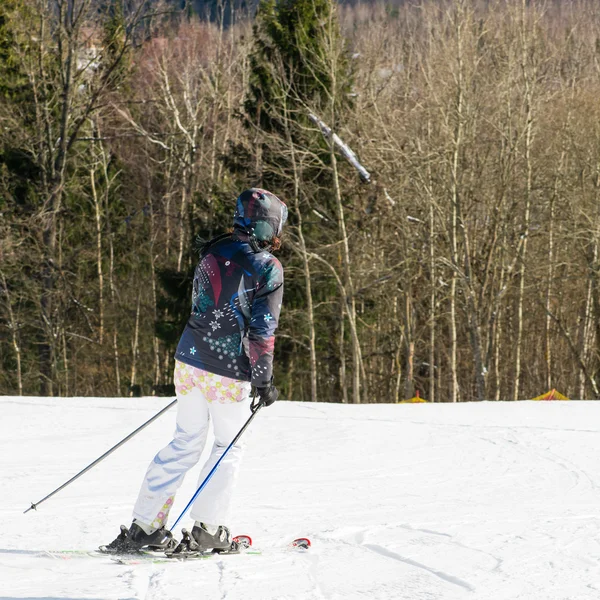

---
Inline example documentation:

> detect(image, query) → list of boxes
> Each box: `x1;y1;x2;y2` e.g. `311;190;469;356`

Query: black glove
256;384;279;407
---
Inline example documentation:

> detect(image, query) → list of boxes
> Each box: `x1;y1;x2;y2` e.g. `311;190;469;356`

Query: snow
3;396;600;600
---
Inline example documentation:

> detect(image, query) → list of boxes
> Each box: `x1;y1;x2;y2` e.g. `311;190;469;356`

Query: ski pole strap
169;401;262;531
24;398;178;514
251;393;264;413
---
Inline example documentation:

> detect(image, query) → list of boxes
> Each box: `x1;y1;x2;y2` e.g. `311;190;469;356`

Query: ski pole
169;396;264;532
24;398;178;514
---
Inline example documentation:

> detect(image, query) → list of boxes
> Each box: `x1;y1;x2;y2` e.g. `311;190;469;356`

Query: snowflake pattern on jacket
175;189;286;388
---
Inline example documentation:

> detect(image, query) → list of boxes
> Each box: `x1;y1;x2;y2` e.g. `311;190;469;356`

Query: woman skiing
102;188;288;554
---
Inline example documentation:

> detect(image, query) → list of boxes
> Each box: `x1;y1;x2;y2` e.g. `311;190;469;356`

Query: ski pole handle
251;395;264;413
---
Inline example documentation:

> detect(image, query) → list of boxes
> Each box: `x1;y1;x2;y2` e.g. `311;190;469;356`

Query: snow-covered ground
3;396;600;600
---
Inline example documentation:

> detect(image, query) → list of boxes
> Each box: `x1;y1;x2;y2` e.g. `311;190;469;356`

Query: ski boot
167;524;238;558
192;523;232;552
99;521;174;555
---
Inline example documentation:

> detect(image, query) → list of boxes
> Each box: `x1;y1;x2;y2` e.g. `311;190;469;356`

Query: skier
102;188;288;554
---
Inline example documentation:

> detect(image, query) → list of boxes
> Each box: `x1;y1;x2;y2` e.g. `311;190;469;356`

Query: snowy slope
2;396;600;600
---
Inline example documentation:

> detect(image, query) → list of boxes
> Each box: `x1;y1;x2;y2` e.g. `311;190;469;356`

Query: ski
23;536;311;563
113;548;261;565
111;535;311;565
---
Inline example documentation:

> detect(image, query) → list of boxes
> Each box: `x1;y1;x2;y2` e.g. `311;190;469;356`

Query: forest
2;0;600;403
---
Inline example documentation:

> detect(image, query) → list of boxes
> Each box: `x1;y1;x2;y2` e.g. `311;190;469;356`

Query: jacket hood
233;188;288;241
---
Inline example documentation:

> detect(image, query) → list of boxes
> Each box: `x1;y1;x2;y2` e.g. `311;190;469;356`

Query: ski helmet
233;188;288;242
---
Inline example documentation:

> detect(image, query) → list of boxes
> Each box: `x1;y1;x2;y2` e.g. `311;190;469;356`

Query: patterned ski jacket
175;189;287;388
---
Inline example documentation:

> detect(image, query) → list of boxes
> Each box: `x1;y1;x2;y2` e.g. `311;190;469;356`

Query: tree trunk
403;294;415;399
177;175;189;273
545;187;556;392
339;303;348;404
579;270;594;399
62;328;69;396
146;169;162;393
513;0;534;401
108;230;121;396
330;146;362;403
130;291;142;396
448;10;464;404
429;199;436;403
0;271;23;396
90;156;104;346
283;113;318;403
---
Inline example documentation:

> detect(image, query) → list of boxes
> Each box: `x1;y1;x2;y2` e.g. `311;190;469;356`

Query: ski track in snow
4;397;600;599
312;526;476;597
363;543;474;591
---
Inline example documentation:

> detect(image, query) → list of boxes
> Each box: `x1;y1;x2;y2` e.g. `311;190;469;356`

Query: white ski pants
132;360;252;529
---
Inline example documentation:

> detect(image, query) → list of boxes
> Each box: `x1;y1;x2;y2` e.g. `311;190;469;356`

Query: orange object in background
532;389;569;401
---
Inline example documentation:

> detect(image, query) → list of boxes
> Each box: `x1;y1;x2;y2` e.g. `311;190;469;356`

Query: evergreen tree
224;0;353;188
102;0;130;86
246;0;352;134
228;0;355;402
0;0;36;196
0;0;26;100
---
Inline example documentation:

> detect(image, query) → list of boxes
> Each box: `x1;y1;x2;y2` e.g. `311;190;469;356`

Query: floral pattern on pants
174;361;249;403
150;496;174;530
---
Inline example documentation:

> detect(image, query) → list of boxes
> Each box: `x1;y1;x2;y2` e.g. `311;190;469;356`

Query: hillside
3;396;600;599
